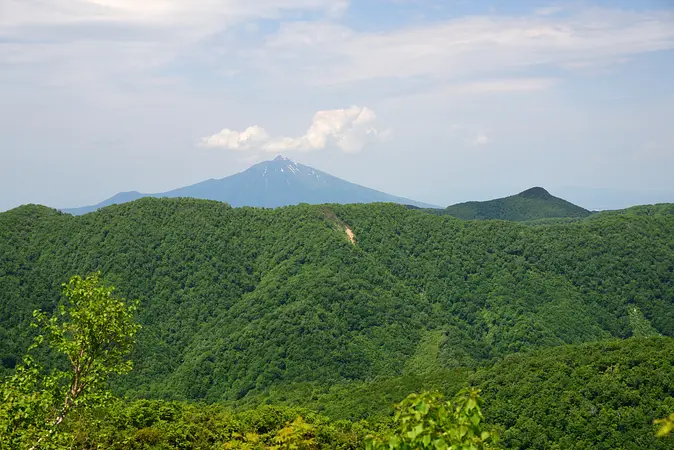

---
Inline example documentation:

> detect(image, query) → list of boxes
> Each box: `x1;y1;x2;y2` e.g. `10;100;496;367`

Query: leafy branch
0;273;140;449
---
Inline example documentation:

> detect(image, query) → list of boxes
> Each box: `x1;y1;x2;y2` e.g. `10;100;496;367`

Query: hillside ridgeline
2;198;673;402
430;187;591;221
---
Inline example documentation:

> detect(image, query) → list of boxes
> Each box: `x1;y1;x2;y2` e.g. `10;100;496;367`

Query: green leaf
433;438;448;450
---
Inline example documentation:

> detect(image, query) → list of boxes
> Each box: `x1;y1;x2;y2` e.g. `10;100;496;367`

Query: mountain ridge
2;198;674;448
433;186;591;221
3;197;674;401
63;156;436;214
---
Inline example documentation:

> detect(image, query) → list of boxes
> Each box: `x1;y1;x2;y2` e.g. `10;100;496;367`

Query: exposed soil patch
345;226;355;245
321;206;355;245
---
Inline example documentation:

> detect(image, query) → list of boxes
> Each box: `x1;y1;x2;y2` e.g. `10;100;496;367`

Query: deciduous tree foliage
0;273;140;449
472;338;674;449
1;199;674;448
1;199;672;400
655;413;674;437
365;389;499;450
21;337;669;449
63;401;376;449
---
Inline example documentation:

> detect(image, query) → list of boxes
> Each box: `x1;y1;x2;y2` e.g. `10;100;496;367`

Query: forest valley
1;199;674;448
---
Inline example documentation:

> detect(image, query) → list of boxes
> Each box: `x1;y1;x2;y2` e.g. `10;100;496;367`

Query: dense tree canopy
1;199;673;400
1;198;674;448
427;187;591;221
473;337;674;449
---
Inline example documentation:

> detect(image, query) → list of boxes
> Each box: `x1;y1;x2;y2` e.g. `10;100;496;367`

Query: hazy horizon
32;154;674;212
2;0;673;212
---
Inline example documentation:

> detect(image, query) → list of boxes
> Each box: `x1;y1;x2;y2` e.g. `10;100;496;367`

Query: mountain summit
517;186;554;200
436;187;591;221
63;157;435;215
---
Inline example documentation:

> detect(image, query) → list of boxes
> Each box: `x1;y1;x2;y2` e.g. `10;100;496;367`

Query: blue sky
1;0;673;211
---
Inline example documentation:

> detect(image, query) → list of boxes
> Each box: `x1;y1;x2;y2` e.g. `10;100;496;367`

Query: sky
1;0;674;212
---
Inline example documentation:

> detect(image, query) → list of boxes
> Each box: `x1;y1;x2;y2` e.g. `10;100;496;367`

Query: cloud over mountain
201;106;385;153
200;126;269;150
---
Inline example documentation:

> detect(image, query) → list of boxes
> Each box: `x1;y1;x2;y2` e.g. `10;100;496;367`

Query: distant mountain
63;156;436;215
552;186;674;211
434;187;591;221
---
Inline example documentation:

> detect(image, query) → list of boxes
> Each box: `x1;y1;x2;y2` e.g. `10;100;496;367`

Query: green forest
427;187;591;222
2;198;674;448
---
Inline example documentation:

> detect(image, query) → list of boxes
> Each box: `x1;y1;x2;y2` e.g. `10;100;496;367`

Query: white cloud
534;5;566;16
458;78;558;94
200;125;269;150
0;0;349;89
326;0;349;18
386;77;558;107
0;0;347;27
4;2;673;98
257;8;674;86
200;106;384;153
470;134;491;146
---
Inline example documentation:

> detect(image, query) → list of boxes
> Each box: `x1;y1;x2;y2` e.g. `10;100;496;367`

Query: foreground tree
366;389;499;450
0;273;140;449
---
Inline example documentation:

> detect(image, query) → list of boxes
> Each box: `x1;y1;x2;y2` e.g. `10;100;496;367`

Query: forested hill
1;198;673;404
433;186;591;221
